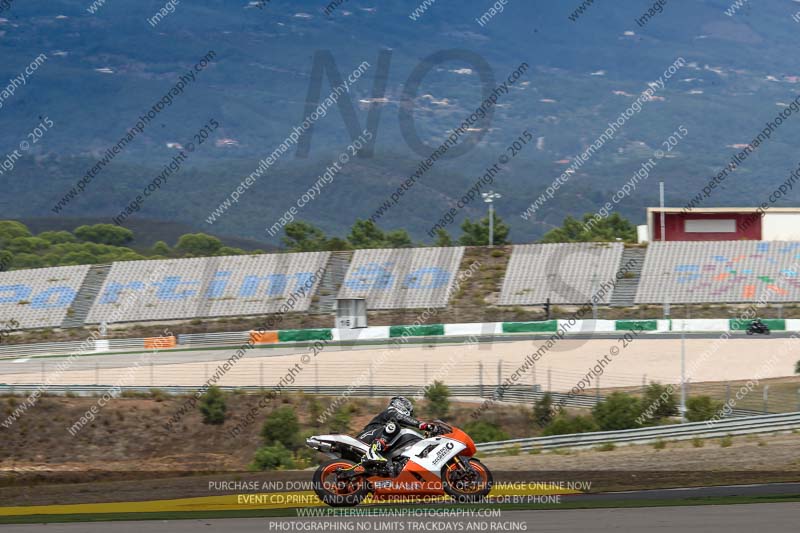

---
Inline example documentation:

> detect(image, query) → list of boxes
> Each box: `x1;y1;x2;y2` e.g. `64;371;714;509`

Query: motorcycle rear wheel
312;459;369;507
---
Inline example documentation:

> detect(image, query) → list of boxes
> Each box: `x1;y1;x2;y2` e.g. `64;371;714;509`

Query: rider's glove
419;422;435;431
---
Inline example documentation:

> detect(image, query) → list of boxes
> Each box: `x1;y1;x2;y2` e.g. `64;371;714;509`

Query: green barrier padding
729;319;785;331
502;321;559;333
389;324;445;337
615;320;658;331
278;329;333;342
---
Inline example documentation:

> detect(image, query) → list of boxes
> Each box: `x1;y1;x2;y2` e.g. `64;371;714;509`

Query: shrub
149;388;169;402
685;396;723;422
533;393;554;428
307;398;324;426
652;439;666;450
424;381;450;419
328;405;352;434
596;443;616;452
198;386;227;425
641;383;679;423
542;414;599;436
74;224;134;246
261;407;300;448
503;444;521;456
463;420;509;443
720;435;733;448
591;392;643;431
795;359;800;375
251;443;296;470
692;437;704;448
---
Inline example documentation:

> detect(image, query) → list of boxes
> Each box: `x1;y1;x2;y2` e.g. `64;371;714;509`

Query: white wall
637;224;649;244
763;212;800;240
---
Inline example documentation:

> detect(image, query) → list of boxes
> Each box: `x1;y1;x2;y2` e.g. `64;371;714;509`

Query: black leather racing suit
357;406;422;447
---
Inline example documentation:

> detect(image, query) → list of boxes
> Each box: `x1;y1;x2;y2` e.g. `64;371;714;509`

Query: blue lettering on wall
344;263;395;290
153;276;200;300
239;274;288;297
205;271;232;298
292;272;315;291
31;287;77;309
0;284;32;304
401;267;450;289
99;281;146;304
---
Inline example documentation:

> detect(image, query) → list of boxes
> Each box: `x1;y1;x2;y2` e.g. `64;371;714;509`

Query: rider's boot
363;438;388;464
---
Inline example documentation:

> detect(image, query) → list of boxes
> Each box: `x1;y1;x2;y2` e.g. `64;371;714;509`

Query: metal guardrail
476;411;800;454
178;331;250;346
0;383;551;400
0;383;759;420
0;337;148;358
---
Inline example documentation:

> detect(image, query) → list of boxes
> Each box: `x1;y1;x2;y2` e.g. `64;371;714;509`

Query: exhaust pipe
306;437;332;452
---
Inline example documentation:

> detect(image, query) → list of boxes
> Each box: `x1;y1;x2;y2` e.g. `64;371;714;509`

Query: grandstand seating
84;252;330;323
498;243;625;305
636;241;800;303
0;265;90;329
337;247;465;309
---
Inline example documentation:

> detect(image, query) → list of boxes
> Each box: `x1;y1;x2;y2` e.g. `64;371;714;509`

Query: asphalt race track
0;503;797;532
1;332;796;392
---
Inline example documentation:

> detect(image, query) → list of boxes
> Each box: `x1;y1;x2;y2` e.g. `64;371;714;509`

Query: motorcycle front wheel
441;457;493;503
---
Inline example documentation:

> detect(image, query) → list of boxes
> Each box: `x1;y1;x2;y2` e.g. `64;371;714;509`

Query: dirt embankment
0;395;533;473
1;393;799;506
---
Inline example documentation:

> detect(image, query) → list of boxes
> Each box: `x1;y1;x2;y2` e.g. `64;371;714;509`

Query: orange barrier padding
144;336;177;349
250;331;279;344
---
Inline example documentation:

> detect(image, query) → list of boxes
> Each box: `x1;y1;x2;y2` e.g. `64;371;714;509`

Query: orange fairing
445;426;476;456
369;460;443;496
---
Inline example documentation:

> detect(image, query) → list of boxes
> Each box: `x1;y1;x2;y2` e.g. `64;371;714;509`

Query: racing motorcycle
306;421;493;507
747;320;770;335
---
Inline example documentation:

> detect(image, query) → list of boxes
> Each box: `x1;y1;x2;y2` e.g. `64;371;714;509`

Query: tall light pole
659;181;666;242
680;312;687;422
482;191;502;246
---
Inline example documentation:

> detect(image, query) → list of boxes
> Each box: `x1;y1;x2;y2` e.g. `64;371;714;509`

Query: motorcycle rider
750;317;765;331
357;396;435;463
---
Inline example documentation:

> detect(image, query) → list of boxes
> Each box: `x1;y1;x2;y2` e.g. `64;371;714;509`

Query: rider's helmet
388;396;414;416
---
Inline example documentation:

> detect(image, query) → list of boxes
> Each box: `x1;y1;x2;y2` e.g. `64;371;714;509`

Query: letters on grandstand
343;263;451;290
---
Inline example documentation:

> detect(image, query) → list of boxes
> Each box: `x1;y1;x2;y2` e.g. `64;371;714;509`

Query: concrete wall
763;212;800;240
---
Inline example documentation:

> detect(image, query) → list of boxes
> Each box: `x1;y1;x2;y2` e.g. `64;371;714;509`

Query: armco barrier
333;327;390;342
249;331;279;344
389;324;445;337
570;320;616;333
671;318;729;332
477;411;800;454
0;384;760;418
3;318;800;360
143;336;176;349
443;322;503;336
616;320;658;331
730;318;786;331
180;331;249;346
278;328;332;342
502;320;558;333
